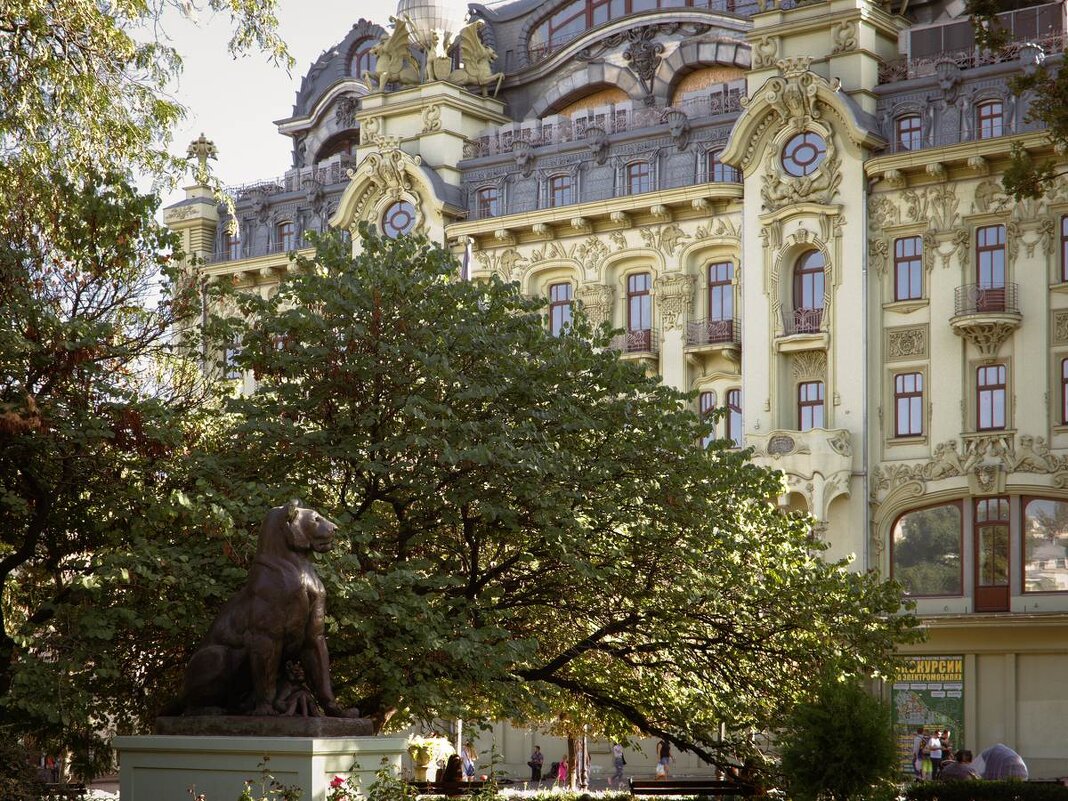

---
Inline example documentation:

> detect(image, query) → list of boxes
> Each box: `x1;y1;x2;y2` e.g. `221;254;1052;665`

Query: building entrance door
975;498;1010;612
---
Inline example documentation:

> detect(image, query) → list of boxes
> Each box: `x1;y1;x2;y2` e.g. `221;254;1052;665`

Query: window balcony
686;317;740;348
783;307;823;335
610;328;659;355
950;283;1022;357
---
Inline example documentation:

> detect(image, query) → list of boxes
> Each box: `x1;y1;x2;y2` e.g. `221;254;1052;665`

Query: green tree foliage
780;675;899;801
203;228;920;770
0;0;290;179
0;162;228;774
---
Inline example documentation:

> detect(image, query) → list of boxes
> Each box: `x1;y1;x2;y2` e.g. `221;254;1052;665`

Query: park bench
408;779;514;796
629;778;756;797
41;783;87;800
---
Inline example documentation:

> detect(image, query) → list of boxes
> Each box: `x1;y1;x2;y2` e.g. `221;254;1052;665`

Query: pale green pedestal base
114;735;406;801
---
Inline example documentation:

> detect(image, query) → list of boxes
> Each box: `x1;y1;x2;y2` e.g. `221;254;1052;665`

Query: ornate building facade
166;0;1068;778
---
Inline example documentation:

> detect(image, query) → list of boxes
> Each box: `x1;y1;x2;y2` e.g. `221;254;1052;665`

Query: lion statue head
258;501;337;558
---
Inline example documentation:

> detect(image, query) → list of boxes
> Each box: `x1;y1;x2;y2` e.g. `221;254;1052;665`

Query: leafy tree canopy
1;0;290;181
197;228;920;771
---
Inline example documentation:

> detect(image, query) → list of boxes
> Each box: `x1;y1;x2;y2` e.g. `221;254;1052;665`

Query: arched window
699;390;716;448
275;221;295;252
626;161;652;194
726;388;742;448
351;40;377;78
892;503;963;597
791;250;825;333
529;0;709;59
896;114;922;151
977;101;1003;139
548;174;573;207
476;187;499;219
707;150;739;182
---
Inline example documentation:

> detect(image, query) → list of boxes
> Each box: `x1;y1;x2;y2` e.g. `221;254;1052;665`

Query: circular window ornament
781;132;827;177
382;200;416;238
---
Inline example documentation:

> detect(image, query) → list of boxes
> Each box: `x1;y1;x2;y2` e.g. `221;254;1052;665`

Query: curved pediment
720;57;885;175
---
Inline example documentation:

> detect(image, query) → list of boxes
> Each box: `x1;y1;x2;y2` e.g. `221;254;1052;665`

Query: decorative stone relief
576;283;615;326
622;27;664;106
335;95;359;128
1006;220;1021;266
869;238;889;276
885;324;928;362
421;104;442;133
360;116;382;145
868;195;900;230
791;351;826;381
512;140;534;178
584;125;609;166
639;224;690;257
903;186;959;231
665;109;690;152
474;248;528;281
695;217;740;241
764;57;820;131
362;137;417;199
752;36;779;69
1032;217;1055;257
972;179;1012;215
576;236;609;281
609;230;628;251
951;320;1020;357
922;231;938;272
831;21;857;54
1053;310;1068;344
760;138;842;211
871;434;1068;503
654;274;696;331
951;228;970;270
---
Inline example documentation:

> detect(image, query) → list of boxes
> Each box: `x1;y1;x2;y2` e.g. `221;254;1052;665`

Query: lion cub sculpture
179;503;353;717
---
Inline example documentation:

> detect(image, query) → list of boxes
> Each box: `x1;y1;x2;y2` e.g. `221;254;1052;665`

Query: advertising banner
891;656;965;776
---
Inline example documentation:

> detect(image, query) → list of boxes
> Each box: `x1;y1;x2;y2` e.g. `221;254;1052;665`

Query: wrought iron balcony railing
782;307;824;335
609;328;659;355
954;282;1020;316
686;317;740;348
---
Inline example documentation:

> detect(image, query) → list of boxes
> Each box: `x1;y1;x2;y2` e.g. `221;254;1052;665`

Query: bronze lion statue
178;503;351;717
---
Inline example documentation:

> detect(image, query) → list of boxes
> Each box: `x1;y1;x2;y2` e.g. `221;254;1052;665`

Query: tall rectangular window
476;187;499;219
549;282;573;336
225;232;241;261
276;221;295;252
627;273;652;333
726;388;742;448
894;236;922;301
894;372;924;437
699;390;716;448
1061;216;1068;282
977;101;1003;140
977;364;1006;431
977;225;1006;288
896;114;922;151
1062;358;1068;424
708;150;739;182
549;174;573;207
798;381;825;431
626;161;652;194
708;262;733;322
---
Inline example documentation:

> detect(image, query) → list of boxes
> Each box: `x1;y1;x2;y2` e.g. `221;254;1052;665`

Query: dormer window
351;41;377;78
707;150;739;182
548;174;573;207
626;161;652;195
896;114;922;151
476;187;499;219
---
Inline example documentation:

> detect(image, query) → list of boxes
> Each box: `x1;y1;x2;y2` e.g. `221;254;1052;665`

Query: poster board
891;656;964;775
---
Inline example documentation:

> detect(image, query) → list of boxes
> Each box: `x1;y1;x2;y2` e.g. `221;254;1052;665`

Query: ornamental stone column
654;273;695;392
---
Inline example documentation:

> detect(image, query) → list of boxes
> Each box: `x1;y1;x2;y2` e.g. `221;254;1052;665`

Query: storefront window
892;504;962;596
1023;498;1068;592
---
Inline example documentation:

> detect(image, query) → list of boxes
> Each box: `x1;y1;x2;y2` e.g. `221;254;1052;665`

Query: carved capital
576;283;615;326
654;274;695;331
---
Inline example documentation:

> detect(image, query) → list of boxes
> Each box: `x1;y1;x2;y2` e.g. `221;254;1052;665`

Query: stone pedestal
114;735;406;801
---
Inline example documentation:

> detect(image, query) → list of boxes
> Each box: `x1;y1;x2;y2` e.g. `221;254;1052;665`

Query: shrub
905;780;1068;801
780;676;899;801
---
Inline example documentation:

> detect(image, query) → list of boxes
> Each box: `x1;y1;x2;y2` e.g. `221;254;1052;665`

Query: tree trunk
567;735;577;790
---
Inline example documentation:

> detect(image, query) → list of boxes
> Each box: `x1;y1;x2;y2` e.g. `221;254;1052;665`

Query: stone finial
186;133;218;185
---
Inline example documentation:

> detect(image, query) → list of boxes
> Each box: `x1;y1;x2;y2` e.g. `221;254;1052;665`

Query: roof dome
396;0;470;54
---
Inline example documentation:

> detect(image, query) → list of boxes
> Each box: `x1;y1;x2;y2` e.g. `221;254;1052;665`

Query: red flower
331;776;346;788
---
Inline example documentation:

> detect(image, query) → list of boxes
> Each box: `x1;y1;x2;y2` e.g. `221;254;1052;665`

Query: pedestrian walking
461;741;478;782
609;742;625;788
656;739;671;779
556;755;568;788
